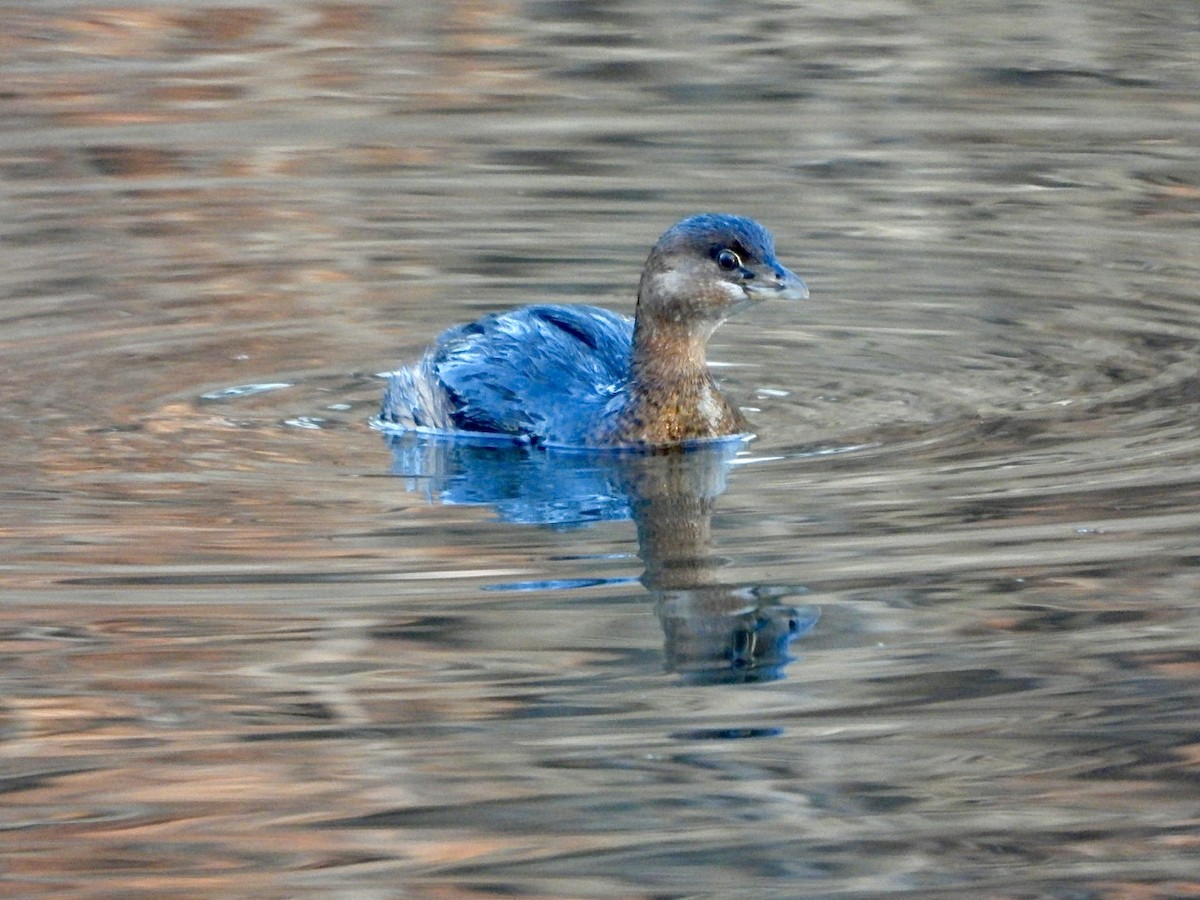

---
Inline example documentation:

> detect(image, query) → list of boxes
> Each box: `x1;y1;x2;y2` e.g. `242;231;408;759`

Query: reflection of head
657;589;820;685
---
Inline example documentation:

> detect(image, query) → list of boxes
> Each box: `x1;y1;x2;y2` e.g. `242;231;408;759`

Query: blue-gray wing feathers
381;305;633;445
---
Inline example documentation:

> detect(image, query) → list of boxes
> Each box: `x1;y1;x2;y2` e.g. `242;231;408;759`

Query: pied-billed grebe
379;214;807;448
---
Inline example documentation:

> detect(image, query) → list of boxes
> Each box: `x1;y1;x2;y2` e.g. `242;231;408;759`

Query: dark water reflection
386;433;821;682
2;0;1200;896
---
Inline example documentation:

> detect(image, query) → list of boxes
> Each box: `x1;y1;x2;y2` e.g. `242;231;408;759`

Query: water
2;1;1199;896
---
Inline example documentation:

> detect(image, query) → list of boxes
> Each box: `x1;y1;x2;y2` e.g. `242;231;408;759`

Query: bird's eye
716;249;742;271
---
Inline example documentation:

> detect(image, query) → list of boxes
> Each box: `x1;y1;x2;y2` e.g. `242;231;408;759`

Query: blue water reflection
384;432;819;683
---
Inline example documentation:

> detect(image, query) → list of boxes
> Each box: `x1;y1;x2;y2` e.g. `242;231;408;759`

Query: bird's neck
632;316;709;381
625;316;743;444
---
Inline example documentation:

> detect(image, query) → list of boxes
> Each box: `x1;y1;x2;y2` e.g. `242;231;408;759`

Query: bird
379;213;807;448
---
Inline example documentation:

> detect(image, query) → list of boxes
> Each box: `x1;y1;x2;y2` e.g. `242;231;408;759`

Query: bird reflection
385;433;818;683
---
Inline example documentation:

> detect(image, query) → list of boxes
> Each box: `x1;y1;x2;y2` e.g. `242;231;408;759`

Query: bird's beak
745;262;809;301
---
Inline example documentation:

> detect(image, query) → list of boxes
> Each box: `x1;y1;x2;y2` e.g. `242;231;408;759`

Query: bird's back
381;304;633;446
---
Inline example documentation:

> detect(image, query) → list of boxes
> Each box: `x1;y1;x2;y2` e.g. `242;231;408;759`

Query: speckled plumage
379;214;807;448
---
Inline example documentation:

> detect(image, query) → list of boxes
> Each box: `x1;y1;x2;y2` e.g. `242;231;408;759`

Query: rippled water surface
3;1;1199;896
